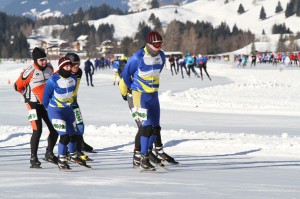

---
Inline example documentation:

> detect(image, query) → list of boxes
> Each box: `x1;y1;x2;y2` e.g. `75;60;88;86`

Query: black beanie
32;47;46;60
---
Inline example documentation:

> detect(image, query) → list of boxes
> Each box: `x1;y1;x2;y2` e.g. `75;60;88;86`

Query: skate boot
44;150;58;164
77;151;92;161
30;154;41;168
140;154;156;171
67;151;90;167
155;147;179;164
58;155;70;170
133;151;141;167
148;149;164;166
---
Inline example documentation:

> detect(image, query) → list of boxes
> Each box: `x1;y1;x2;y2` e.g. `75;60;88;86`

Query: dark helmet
65;52;80;63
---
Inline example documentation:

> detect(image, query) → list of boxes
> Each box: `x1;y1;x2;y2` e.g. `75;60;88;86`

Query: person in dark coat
84;58;95;87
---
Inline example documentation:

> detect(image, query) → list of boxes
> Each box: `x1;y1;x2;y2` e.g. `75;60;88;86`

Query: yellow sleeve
72;77;81;98
119;78;128;97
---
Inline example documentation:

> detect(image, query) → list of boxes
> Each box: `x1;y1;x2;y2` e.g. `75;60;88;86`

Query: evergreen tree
295;0;300;16
275;1;283;13
272;23;293;34
153;18;162;31
276;34;287;52
237;4;245;14
150;0;159;9
232;24;241;35
251;42;256;55
120;36;134;56
149;13;156;23
134;21;152;48
225;0;229;4
262;29;265;35
0;12;33;58
259;6;267;20
285;0;295;18
96;23;115;44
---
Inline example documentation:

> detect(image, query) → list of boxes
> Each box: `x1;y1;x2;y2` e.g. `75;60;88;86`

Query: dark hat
146;31;162;44
65;52;80;63
58;57;72;69
32;47;46;60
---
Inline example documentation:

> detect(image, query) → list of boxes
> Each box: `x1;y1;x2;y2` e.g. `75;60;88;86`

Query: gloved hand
122;95;127;101
122;89;132;101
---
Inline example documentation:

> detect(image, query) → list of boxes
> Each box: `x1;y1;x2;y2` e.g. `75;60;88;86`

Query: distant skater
197;54;211;81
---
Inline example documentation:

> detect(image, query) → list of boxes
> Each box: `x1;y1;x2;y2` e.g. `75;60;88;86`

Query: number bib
52;119;66;132
28;109;38;121
73;108;83;124
130;107;147;121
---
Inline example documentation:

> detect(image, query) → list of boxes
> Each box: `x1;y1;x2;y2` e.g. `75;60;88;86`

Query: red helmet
146;31;162;44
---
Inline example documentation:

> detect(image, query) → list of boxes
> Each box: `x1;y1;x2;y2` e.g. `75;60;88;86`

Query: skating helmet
65;52;80;64
146;31;162;44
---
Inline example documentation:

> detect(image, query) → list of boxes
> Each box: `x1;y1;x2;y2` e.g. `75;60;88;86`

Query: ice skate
140;154;156;171
155;147;179;165
30;154;41;168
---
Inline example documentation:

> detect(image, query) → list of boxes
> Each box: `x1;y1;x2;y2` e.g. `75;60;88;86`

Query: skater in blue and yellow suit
43;57;85;170
122;31;166;171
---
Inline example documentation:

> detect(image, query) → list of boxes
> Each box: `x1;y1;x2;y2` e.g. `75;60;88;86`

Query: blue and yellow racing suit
122;47;166;155
43;73;77;156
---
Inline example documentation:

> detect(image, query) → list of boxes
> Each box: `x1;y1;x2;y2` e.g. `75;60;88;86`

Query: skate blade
74;161;92;169
30;165;42;169
139;168;156;173
43;158;58;165
59;168;72;171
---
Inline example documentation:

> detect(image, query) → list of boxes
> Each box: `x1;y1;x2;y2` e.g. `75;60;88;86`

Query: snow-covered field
0;60;300;199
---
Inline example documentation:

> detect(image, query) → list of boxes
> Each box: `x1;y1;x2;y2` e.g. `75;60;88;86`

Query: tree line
0;12;33;58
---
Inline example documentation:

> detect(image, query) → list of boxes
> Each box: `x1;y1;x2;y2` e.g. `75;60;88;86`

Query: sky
0;59;300;198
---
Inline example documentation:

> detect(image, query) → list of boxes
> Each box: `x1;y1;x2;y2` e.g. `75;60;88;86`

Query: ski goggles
151;42;163;49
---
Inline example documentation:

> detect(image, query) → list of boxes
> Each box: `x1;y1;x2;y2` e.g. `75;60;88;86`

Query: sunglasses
151;42;162;48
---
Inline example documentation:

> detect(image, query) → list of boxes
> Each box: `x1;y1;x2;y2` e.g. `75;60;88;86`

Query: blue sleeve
122;56;138;89
160;52;166;72
43;77;54;109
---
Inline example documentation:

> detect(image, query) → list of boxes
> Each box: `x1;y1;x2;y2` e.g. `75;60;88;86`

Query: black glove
122;95;127;101
121;89;132;101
